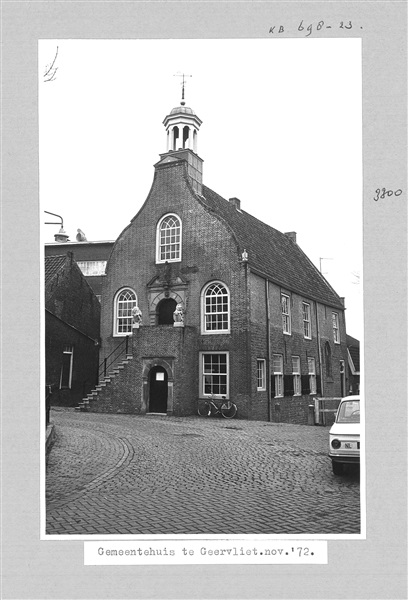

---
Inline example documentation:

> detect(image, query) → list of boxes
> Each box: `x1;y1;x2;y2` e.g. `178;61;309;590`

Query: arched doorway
148;366;168;413
157;298;177;325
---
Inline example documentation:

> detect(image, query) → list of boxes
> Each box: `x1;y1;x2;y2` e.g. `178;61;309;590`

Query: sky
39;38;362;339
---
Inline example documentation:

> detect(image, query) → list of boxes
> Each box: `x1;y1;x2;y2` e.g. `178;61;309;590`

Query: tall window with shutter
308;357;317;394
272;354;284;398
292;356;301;396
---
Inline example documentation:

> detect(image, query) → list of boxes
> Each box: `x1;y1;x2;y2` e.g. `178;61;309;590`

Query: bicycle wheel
221;401;237;419
197;400;211;417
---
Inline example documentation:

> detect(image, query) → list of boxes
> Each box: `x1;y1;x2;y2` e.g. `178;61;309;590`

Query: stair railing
98;336;130;381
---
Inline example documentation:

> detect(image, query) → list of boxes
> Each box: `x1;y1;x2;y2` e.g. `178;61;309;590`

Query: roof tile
201;185;343;308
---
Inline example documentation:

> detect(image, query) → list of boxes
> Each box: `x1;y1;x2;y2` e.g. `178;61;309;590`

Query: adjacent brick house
45;253;101;406
346;334;360;395
45;240;114;300
80;98;349;423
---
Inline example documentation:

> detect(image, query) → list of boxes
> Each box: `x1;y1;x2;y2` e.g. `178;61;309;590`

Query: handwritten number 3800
374;188;403;201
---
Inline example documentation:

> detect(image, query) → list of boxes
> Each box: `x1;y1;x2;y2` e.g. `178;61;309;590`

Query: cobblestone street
46;409;360;536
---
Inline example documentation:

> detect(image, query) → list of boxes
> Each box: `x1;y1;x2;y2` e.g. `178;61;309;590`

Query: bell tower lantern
158;74;204;194
162;73;202;153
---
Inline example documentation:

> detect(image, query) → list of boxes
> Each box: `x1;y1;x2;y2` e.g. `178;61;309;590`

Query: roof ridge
201;184;343;309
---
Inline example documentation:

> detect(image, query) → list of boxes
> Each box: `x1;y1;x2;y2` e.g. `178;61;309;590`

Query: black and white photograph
41;39;363;537
1;2;407;599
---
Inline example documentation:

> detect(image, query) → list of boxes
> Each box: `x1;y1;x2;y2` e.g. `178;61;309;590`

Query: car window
336;400;360;423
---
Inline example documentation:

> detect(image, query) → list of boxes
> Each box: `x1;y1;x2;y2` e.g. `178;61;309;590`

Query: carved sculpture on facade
173;302;185;327
132;305;143;328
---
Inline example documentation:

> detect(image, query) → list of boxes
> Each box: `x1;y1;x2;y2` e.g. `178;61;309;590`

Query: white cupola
156;76;204;194
163;103;202;153
162;74;202;153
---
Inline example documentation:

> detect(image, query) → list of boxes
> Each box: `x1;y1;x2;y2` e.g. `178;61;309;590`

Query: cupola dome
163;102;202;153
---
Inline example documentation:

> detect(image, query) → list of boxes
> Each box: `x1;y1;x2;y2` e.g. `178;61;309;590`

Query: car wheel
332;461;344;475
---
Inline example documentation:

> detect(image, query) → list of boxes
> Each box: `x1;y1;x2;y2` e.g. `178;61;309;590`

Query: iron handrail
98;336;130;380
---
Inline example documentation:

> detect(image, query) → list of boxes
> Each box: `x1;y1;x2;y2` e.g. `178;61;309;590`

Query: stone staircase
75;354;134;412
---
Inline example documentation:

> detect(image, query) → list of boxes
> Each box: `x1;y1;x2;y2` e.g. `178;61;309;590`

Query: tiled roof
201;185;344;308
45;255;67;287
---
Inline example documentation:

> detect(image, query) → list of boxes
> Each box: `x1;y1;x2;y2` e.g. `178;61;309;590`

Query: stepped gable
45;255;67;287
201;185;343;309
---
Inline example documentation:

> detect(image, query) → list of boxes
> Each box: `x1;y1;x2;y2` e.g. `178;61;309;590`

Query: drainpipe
265;278;272;422
244;258;252;412
315;301;324;424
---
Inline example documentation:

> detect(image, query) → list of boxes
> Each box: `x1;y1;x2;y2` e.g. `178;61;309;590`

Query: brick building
45;240;114;300
79;98;349;423
45;253;101;406
346;334;360;395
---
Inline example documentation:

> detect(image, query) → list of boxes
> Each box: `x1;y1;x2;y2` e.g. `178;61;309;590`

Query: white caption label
84;540;327;565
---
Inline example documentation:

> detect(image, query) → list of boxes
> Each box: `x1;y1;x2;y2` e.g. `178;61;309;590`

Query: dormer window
156;214;182;263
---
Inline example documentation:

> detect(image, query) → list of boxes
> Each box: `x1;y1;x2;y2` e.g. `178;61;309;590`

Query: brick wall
45;256;101;406
88;326;198;415
46;312;99;407
45;242;113;297
249;273;348;424
45;256;100;340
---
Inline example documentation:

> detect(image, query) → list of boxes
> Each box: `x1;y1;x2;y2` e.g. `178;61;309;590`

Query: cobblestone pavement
46;409;361;535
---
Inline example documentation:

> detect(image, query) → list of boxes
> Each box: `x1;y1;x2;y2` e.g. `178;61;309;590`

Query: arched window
156;214;182;263
325;342;332;378
202;282;230;334
114;288;137;335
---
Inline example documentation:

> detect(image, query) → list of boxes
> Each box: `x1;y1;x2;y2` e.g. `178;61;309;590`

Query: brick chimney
229;197;241;211
284;231;297;243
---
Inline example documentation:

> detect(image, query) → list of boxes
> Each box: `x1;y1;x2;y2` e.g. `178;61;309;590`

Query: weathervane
173;72;192;105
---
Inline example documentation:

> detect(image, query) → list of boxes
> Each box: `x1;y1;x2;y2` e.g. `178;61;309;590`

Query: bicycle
197;395;237;419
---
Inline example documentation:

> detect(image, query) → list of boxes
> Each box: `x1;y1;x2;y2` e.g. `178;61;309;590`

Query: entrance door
148;366;168;413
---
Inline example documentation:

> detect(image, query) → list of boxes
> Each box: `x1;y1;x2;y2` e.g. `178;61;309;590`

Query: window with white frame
308;357;317;394
272;354;284;397
60;345;74;389
302;302;311;339
292;356;301;395
332;312;340;343
114;288;137;335
281;294;291;334
156;214;181;263
202;282;230;333
257;359;266;391
76;260;107;276
201;353;229;398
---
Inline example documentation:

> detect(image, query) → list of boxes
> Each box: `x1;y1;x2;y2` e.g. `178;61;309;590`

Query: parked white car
329;395;361;475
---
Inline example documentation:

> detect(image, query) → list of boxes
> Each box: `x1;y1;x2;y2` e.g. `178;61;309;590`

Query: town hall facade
78;96;349;424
